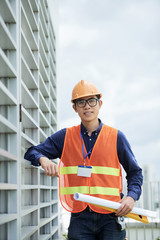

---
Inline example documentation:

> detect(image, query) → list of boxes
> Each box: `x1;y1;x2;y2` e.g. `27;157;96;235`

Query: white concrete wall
0;0;59;239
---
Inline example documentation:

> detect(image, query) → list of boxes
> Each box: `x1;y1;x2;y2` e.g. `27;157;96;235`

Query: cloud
57;0;160;179
59;24;99;48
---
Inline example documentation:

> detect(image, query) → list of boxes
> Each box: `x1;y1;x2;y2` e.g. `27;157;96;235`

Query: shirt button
89;138;92;141
95;132;97;135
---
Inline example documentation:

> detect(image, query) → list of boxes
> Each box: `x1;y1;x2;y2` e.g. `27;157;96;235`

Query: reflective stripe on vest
60;166;120;176
60;186;89;195
60;186;119;196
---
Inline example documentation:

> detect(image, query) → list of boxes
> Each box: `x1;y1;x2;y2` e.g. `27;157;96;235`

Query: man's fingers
116;205;130;216
116;196;135;216
40;157;58;177
50;164;58;177
44;163;59;177
53;164;59;177
47;165;52;176
116;205;124;216
43;166;49;175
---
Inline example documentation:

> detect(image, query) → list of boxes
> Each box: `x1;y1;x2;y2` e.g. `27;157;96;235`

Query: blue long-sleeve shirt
24;120;143;201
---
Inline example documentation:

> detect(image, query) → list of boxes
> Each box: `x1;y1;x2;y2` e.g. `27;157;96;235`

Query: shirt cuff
33;154;46;166
127;191;138;201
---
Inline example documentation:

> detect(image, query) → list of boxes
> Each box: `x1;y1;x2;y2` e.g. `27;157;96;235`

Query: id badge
77;165;92;177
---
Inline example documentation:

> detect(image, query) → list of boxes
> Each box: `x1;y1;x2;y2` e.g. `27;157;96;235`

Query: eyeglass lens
77;98;98;107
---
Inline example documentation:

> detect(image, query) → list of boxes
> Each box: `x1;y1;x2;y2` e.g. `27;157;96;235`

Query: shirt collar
81;119;103;135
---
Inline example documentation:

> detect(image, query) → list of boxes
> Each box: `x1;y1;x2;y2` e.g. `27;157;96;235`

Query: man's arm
116;130;143;216
24;128;66;176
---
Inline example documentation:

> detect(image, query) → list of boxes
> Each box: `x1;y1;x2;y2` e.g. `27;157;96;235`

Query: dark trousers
68;208;126;240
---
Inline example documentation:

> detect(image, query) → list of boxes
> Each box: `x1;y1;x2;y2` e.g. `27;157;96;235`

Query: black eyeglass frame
75;97;99;108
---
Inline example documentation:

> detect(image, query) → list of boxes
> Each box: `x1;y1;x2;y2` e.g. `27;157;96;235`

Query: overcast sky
52;0;160;179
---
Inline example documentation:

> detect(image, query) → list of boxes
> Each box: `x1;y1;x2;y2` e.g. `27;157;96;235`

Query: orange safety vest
59;124;122;213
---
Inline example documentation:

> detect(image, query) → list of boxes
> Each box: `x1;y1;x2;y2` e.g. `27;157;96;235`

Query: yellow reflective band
60;166;119;176
90;187;119;196
92;166;119;176
60;166;78;175
60;186;89;195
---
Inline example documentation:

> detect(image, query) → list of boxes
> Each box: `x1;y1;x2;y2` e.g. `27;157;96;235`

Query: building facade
0;0;59;239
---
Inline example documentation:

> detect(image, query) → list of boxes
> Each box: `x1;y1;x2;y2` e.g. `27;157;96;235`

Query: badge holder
77;165;92;177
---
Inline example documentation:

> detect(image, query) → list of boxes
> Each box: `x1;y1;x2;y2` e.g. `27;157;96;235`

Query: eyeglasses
76;98;99;108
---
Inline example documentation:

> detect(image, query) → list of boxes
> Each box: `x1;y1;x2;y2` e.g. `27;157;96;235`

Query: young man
24;80;143;240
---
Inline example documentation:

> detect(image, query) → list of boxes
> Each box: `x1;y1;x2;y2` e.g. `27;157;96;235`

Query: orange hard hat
71;80;102;102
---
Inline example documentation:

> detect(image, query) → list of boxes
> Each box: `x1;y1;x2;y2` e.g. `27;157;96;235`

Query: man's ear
99;100;103;109
72;104;77;112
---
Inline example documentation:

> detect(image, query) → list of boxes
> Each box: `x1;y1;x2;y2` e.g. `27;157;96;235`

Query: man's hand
39;157;59;177
115;196;135;216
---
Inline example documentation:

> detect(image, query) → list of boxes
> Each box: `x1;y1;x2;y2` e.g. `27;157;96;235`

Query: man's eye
89;99;96;102
79;100;85;104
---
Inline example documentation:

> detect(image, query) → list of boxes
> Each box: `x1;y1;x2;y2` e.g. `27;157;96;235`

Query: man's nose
84;101;90;108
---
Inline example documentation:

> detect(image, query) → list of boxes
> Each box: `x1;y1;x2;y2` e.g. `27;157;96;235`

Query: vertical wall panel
0;0;59;239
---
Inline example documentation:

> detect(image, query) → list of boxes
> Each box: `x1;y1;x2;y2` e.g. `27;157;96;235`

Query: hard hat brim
71;93;102;103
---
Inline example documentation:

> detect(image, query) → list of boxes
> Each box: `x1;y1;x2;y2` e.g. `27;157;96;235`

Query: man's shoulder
66;125;81;132
50;128;67;140
102;124;118;132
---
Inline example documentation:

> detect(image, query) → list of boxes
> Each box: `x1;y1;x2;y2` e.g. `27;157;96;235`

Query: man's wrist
127;192;137;201
39;156;49;165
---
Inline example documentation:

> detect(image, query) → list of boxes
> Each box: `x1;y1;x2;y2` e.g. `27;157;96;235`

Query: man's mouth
84;111;92;116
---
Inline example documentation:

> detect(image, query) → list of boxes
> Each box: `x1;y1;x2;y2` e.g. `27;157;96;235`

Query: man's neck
82;119;100;137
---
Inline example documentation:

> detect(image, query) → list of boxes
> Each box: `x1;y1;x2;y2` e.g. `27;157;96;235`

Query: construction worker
24;80;143;240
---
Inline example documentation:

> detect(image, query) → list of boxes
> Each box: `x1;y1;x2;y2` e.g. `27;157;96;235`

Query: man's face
73;95;102;123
